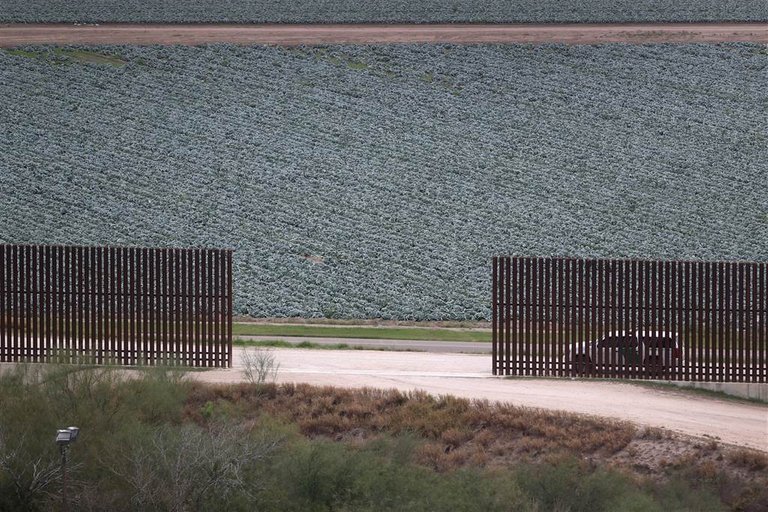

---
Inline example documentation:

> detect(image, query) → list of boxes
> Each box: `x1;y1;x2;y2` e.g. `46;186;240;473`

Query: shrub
103;422;279;511
727;449;768;472
241;348;280;386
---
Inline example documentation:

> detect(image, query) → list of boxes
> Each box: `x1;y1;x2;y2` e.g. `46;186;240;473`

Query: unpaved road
1;23;767;47
196;348;768;451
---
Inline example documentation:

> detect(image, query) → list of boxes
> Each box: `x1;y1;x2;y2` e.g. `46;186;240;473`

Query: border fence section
492;256;766;383
1;244;233;368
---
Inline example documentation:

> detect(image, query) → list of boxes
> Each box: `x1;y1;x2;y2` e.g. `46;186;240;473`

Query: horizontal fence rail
492;256;767;383
0;244;233;368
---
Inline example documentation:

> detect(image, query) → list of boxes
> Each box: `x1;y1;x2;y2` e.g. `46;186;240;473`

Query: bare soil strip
1;22;767;47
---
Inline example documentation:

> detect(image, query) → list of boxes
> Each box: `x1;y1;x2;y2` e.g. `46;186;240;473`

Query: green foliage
258;439;728;512
0;364;735;511
516;460;659;512
514;459;727;512
200;400;216;419
650;475;729;512
2;0;765;23
0;363;192;510
53;49;126;66
261;439;533;512
4;49;45;59
4;47;126;66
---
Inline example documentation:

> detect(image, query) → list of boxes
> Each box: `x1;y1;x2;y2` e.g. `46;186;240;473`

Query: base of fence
660;380;768;402
497;373;768;402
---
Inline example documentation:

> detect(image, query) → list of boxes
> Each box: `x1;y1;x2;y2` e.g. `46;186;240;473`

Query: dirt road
1;22;767;47
196;348;768;451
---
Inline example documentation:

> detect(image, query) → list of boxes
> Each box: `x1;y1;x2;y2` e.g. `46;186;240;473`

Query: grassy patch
236;338;353;350
234;338;422;352
4;48;126;66
347;60;369;70
54;49;126;66
5;49;45;59
233;323;491;342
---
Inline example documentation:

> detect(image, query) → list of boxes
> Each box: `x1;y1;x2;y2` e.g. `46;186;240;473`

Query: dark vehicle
570;330;682;376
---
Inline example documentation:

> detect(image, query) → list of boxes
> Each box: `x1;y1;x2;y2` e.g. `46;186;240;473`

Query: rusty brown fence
0;244;233;368
492;256;767;382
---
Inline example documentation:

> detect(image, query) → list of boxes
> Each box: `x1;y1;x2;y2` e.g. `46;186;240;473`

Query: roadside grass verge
233;323;491;342
233;338;423;352
236;338;357;350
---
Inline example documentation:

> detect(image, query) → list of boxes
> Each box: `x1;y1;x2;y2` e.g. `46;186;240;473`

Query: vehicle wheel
572;355;592;376
644;357;665;378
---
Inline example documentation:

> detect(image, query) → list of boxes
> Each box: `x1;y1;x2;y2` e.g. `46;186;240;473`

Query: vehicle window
597;337;617;348
617;336;638;349
641;337;675;349
599;336;637;349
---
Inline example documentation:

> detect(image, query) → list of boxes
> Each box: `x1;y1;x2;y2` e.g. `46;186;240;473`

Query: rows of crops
1;44;767;319
2;0;767;23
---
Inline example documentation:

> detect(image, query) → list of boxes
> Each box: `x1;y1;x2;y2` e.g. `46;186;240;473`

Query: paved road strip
1;22;767;47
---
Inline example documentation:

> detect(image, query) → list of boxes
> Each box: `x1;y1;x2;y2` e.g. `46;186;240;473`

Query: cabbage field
2;0;767;23
1;43;767;319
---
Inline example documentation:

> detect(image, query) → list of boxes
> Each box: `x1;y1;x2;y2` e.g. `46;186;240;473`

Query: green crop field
2;0;766;23
2;44;766;320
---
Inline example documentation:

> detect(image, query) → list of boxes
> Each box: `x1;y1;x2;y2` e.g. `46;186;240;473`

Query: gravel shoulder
1;22;767;47
196;347;768;451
